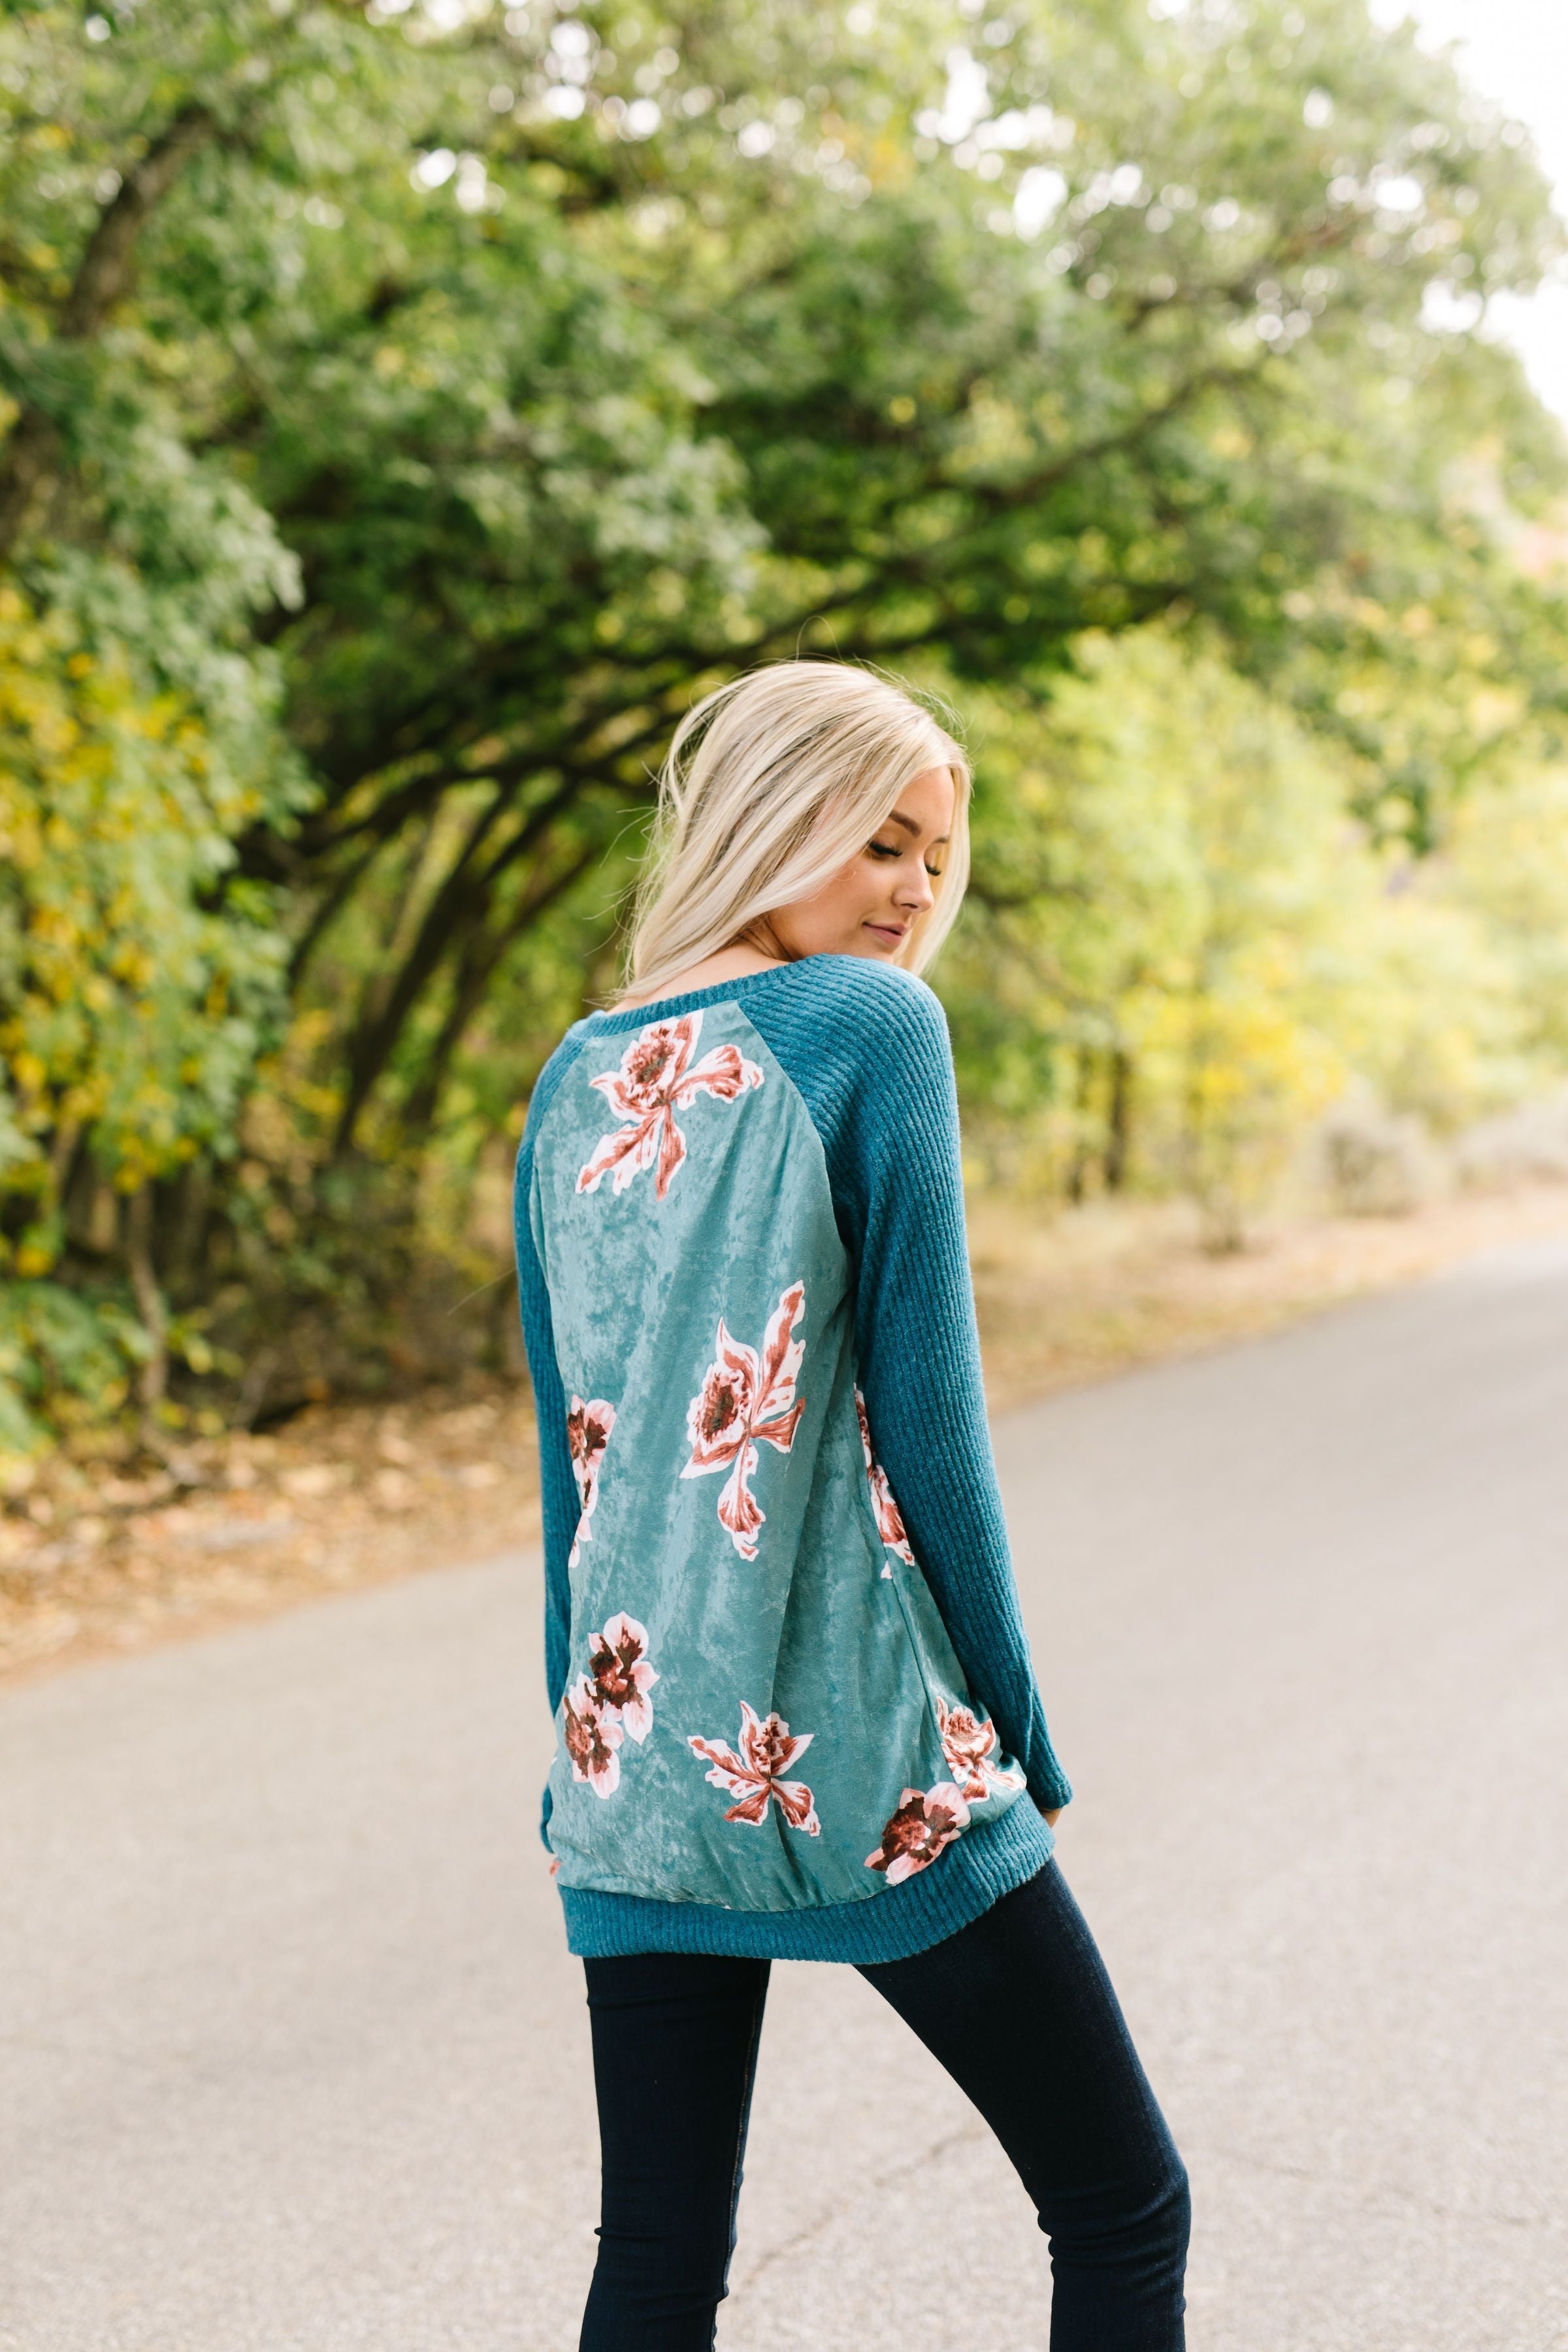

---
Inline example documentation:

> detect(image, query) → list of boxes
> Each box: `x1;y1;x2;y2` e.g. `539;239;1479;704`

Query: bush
1313;1094;1443;1219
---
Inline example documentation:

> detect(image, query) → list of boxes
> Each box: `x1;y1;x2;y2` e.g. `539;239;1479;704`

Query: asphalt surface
3;1233;1567;2351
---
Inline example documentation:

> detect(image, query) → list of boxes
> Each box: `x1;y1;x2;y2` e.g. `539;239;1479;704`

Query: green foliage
0;585;290;1212
0;1275;142;1454
1;0;1565;1433
1438;764;1568;1071
0;580;293;1441
949;634;1354;1224
947;627;1563;1239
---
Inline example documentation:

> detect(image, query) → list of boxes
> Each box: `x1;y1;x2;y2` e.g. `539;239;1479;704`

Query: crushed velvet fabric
515;956;1070;1963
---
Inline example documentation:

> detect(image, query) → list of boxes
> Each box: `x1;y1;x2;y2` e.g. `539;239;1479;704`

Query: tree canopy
1;0;1565;1441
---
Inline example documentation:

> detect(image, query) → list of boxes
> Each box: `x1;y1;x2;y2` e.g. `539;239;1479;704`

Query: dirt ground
966;1178;1568;1409
6;1178;1568;1684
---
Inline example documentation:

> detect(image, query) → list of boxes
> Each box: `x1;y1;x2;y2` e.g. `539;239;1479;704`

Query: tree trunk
125;1186;169;1431
398;841;602;1137
1065;1045;1095;1205
163;1161;212;1295
1104;1045;1132;1192
331;775;583;1156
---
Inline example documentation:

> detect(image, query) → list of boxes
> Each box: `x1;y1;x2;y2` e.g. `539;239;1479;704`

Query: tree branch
399;836;602;1134
0;102;217;560
62;105;217;340
331;768;585;1154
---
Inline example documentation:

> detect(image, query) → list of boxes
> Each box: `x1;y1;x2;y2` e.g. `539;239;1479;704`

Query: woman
514;661;1189;2349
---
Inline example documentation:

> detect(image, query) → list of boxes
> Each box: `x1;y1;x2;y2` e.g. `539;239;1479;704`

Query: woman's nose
895;862;935;913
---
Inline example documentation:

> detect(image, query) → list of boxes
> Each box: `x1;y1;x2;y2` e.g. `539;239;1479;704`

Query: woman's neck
610;942;788;1013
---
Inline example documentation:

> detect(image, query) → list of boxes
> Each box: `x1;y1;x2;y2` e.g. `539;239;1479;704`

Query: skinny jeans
579;1857;1189;2350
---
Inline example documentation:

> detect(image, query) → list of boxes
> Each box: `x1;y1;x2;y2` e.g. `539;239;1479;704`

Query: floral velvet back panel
529;1004;1028;1914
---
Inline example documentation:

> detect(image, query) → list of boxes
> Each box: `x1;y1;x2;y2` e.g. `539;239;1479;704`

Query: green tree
947;624;1555;1235
0;583;293;1445
947;633;1357;1232
1;0;1565;1431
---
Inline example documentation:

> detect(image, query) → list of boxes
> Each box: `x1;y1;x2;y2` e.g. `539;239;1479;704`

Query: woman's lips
865;921;907;945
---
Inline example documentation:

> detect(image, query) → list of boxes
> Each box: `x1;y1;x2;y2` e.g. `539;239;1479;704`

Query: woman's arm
512;1038;592;1728
831;971;1073;1814
515;1164;578;1720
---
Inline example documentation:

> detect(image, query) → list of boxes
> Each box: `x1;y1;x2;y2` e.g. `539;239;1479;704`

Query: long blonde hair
623;661;972;1000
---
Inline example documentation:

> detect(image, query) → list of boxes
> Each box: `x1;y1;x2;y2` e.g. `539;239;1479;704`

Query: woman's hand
1037;1803;1063;1829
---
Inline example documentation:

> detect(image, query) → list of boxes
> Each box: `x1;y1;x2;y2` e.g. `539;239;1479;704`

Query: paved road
4;1235;1567;2352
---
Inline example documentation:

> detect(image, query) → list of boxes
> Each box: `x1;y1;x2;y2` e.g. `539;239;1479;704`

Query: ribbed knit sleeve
514;1028;592;1724
749;959;1071;1816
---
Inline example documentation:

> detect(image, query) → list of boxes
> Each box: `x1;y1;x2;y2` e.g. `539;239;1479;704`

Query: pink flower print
586;1611;659;1744
681;1282;806;1560
577;1011;762;1201
566;1396;616;1567
561;1614;657;1799
688;1701;821;1835
855;1386;914;1571
563;1676;623;1799
936;1696;1026;1805
864;1782;971;1884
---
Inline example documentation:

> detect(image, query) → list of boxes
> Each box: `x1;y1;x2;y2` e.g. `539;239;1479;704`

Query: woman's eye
866;840;902;860
925;865;944;881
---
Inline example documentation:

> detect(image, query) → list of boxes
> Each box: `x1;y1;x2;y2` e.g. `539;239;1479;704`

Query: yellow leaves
0;580;282;1225
108;941;155;987
139;693;181;745
288;1007;336;1053
864;130;914;193
1467;686;1524;740
1189;983;1342;1115
112;1149;156;1194
947;625;1528;1212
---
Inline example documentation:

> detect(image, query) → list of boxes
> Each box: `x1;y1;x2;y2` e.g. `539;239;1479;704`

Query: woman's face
763;766;956;964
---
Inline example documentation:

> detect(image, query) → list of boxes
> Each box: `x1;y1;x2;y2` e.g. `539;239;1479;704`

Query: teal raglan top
514;953;1071;1964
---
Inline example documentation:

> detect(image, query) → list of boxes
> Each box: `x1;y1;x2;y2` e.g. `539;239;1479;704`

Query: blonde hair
623;661;971;1000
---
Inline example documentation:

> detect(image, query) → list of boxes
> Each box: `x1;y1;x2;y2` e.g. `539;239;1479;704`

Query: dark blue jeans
580;1859;1189;2348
